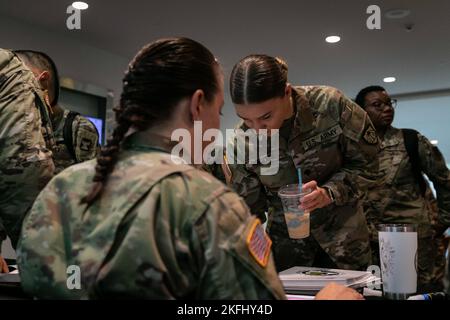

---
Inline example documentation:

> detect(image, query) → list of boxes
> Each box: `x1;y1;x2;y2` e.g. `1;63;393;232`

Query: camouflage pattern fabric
52;108;99;174
363;126;450;292
17;131;286;299
0;49;55;248
226;86;379;271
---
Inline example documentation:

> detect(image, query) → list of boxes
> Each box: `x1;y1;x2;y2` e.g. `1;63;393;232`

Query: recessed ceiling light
72;1;88;10
325;36;341;44
430;140;439;145
383;77;396;83
385;9;411;19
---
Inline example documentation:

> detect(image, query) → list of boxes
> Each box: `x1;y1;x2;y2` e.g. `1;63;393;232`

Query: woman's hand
0;255;9;273
299;180;333;212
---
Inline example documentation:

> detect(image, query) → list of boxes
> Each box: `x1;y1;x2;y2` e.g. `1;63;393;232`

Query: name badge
302;124;342;150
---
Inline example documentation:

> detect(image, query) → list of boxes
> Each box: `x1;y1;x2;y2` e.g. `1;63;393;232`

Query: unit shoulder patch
363;126;378;145
246;219;272;268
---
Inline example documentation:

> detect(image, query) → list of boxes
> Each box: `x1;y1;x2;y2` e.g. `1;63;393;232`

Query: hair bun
275;57;288;72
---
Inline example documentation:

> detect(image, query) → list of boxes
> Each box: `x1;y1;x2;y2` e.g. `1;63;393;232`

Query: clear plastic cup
278;184;312;239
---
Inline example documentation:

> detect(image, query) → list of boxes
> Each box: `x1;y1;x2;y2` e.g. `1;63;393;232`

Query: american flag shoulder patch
246;219;272;268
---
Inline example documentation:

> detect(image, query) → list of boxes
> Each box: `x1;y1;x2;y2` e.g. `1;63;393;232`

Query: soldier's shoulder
398;128;431;146
52;158;97;184
0;49;14;69
299;85;345;101
73;114;99;135
165;167;229;203
125;151;226;197
297;85;348;117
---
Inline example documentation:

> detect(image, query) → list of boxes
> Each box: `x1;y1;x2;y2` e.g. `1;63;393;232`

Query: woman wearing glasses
355;85;450;293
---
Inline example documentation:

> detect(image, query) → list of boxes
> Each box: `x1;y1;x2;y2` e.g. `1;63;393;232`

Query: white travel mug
378;224;418;300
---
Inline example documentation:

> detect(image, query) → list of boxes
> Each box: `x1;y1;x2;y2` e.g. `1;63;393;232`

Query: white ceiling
1;0;450;98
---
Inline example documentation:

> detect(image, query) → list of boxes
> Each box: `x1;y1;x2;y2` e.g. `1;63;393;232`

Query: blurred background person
15;50;99;174
0;49;55;270
355;85;450;292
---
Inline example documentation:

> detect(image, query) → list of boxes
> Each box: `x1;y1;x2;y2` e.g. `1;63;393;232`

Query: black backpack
402;128;427;196
62;111;80;160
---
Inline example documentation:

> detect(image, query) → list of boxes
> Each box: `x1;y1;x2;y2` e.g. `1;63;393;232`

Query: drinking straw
297;167;302;191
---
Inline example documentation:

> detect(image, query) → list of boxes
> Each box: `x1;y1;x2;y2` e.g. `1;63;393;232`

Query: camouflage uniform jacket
0;49;55;247
363;126;450;240
53;108;99;174
227;86;380;270
17;131;286;299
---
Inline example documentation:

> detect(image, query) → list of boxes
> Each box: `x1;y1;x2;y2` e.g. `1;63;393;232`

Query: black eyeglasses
366;99;397;110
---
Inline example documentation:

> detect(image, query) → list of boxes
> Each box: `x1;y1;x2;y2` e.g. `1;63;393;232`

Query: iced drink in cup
278;184;311;239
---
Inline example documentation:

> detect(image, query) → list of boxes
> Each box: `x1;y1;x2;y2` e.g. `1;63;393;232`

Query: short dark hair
13;50;60;106
230;54;288;104
354;85;386;109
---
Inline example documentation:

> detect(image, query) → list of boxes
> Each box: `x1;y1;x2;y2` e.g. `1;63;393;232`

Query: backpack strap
402;128;426;196
63;111;80;160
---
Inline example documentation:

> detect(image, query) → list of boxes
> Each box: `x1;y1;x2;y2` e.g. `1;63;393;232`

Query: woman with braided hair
15;37;285;299
16;38;363;300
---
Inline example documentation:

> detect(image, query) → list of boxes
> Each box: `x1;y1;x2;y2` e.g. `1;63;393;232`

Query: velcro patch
363;125;378;145
302;124;342;150
246;219;272;268
221;153;233;185
80;138;93;151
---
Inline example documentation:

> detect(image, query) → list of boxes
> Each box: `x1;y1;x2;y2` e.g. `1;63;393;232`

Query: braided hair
81;37;220;205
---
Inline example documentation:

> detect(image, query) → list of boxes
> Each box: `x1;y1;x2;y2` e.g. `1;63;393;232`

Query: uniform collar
288;86;315;143
123;129;179;154
380;126;402;148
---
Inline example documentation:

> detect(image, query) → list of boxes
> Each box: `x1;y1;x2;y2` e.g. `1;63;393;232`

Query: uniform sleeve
228;159;269;223
321;93;380;206
417;134;450;226
192;188;286;300
16;177;71;299
201;151;229;185
0;51;55;246
73;115;99;163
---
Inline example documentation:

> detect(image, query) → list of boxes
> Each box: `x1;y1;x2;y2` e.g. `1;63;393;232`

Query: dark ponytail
230;54;288;104
81;37;219;205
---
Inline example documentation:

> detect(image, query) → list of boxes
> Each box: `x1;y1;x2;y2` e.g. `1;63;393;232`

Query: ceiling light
430;140;439;145
383;77;396;83
385;9;411;19
325;36;341;44
72;2;88;10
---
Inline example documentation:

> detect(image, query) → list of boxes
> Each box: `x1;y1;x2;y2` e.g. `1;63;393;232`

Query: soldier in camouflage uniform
225;55;379;272
16;38;287;299
51;108;99;174
15;50;99;174
0;49;55;252
424;188;449;291
355;85;450;292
